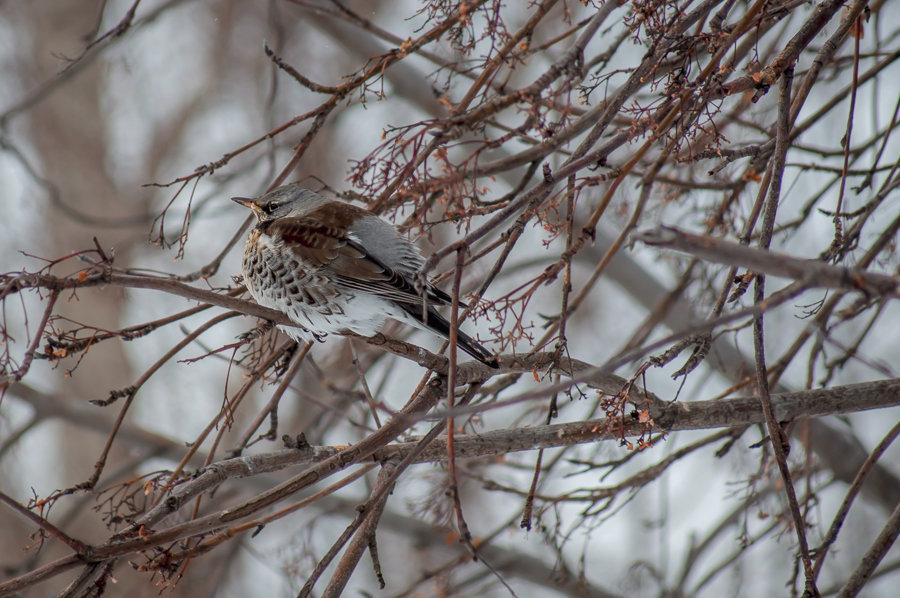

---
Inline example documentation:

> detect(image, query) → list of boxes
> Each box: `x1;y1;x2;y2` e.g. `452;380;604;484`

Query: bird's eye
263;201;278;214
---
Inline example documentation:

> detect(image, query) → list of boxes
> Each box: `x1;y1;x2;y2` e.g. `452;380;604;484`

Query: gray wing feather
349;216;425;278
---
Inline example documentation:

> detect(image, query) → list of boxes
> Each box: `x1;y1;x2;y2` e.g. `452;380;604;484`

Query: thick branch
635;227;900;297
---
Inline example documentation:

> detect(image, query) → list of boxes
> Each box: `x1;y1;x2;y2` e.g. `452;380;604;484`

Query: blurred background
1;0;899;596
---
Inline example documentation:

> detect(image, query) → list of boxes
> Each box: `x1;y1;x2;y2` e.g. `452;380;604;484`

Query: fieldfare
233;184;499;368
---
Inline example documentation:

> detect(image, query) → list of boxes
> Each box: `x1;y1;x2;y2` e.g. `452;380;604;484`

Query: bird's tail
400;304;499;368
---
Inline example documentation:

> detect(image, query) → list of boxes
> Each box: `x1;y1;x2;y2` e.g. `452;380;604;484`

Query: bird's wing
268;216;438;306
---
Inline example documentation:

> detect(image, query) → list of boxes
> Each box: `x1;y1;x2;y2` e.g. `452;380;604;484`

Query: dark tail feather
401;304;499;368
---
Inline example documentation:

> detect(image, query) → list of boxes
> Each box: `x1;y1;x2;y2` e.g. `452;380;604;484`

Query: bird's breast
242;229;342;310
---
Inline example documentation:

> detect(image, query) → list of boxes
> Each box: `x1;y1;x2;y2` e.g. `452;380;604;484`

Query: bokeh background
1;1;899;596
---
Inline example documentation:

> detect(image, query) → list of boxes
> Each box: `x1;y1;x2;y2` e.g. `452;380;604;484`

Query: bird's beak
231;197;256;210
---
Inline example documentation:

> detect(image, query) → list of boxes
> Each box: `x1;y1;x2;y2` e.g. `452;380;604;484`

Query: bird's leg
237;319;275;342
274;341;299;376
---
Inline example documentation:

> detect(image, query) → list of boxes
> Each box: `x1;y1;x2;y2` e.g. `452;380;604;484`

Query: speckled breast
241;228;346;326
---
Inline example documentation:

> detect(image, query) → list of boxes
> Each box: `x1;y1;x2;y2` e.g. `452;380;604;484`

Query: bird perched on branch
233;184;498;368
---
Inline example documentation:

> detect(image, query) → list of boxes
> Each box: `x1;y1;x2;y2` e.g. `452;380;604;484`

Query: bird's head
232;183;327;223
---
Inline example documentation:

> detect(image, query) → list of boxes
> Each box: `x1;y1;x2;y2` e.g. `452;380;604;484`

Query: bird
233;184;499;368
